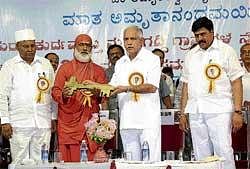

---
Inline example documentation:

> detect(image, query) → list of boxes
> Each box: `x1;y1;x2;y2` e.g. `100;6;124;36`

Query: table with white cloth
115;160;223;169
8;159;223;169
8;162;110;169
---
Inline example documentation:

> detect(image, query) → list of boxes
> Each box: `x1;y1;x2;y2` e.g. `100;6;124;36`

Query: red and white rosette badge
36;76;50;103
128;72;144;101
205;63;221;94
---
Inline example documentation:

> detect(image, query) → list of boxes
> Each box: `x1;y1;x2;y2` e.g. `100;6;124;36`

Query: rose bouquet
85;113;117;162
85;113;117;144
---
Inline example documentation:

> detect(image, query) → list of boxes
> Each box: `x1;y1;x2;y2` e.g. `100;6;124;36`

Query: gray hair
123;25;143;39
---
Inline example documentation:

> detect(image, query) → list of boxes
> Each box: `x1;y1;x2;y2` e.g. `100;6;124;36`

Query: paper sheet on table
182;155;223;164
161;109;178;125
99;110;109;120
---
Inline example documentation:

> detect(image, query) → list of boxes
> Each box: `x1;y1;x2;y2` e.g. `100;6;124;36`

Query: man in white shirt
152;48;172;109
110;25;161;161
0;29;56;164
44;52;59;162
240;43;250;107
45;53;59;73
179;17;244;169
240;43;250;156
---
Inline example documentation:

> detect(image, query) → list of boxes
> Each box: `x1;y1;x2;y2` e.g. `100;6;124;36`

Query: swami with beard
52;34;107;162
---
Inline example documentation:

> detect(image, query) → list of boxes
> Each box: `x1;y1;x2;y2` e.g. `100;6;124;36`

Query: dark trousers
106;109;123;158
48;132;58;162
0;135;11;169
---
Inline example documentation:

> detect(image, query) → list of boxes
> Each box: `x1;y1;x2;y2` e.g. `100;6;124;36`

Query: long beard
74;49;91;62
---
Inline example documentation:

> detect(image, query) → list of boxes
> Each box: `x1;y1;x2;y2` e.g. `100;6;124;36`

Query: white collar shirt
181;39;245;114
110;47;161;129
0;54;56;128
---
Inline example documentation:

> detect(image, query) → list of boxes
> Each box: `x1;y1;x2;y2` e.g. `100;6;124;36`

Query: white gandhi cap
15;28;36;43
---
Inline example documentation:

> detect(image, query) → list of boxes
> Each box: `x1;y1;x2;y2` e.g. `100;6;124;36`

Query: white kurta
110;47;161;161
110;47;161;130
181;39;245;114
181;39;245;169
0;55;56;164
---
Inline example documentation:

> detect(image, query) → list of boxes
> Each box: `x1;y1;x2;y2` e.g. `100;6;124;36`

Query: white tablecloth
8;162;110;169
8;160;223;169
115;160;223;169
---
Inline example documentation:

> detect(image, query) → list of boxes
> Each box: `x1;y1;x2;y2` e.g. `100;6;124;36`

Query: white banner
0;0;249;78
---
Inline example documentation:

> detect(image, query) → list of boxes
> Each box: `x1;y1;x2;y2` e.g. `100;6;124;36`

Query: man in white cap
0;28;56;164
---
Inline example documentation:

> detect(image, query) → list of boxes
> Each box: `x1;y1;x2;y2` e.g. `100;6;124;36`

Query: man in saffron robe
52;34;107;162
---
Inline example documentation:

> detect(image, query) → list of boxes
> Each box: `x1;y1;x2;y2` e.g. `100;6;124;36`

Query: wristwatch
126;86;130;92
179;114;186;118
234;110;243;115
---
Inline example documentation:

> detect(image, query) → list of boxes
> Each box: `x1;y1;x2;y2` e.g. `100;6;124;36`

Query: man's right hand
110;86;129;96
2;123;13;139
62;86;74;99
179;114;189;132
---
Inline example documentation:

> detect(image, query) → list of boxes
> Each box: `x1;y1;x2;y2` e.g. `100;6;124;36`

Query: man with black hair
105;44;124;118
106;45;124;81
45;53;59;72
179;17;244;169
240;43;250;107
152;48;172;108
44;52;59;162
162;66;175;103
105;44;124;157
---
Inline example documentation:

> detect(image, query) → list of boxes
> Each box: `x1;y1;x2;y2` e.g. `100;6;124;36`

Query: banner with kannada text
0;0;249;78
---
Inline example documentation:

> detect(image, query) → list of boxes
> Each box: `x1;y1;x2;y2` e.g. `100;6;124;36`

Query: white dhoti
10;127;51;164
120;128;161;162
189;113;235;169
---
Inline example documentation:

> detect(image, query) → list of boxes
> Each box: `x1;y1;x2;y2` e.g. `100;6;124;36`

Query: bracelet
126;86;130;93
179;114;186;118
234;110;243;115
